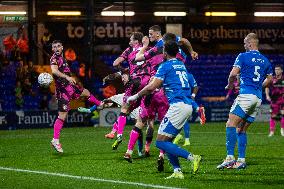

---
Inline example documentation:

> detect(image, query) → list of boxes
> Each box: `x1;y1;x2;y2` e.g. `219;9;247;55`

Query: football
38;72;53;87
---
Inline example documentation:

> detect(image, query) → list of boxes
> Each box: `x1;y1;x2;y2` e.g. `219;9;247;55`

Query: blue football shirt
155;58;192;105
233;50;273;99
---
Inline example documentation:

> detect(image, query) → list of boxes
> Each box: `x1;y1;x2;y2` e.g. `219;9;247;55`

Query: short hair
275;64;283;70
164;41;179;57
52;40;62;45
149;25;161;32
163;33;176;42
246;33;259;45
131;32;143;43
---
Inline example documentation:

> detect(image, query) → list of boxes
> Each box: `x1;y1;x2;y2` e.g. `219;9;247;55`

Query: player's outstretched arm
113;57;125;67
178;38;198;60
51;65;76;85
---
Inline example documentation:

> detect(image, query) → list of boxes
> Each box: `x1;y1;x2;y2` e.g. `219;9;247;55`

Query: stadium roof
1;0;284;17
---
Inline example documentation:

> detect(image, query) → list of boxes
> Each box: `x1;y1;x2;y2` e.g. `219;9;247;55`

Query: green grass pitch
0;122;284;189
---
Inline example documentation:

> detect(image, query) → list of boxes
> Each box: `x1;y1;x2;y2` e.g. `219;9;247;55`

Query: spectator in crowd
26;61;38;84
15;81;24;109
16;60;27;82
41;30;53;65
22;77;33;96
16;25;29;64
3;34;16;59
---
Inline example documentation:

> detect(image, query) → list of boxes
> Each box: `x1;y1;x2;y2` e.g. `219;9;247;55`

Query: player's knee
58;112;68;121
81;89;90;97
135;121;144;129
120;106;128;113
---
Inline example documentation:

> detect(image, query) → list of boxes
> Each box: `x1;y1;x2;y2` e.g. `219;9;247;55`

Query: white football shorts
158;102;192;138
108;93;139;119
230;94;262;123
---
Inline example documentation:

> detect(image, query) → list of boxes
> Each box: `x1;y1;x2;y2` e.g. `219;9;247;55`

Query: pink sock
270;118;276;132
112;122;118;133
127;129;140;151
88;95;101;106
53;118;64;139
117;115;127;135
281;117;284;129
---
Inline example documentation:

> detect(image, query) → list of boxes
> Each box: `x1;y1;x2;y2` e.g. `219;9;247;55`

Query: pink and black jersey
120;45;151;79
50;53;71;86
270;76;284;103
144;39;187;76
144;46;164;76
50;53;84;111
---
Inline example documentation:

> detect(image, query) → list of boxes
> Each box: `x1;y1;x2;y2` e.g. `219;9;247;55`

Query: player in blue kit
128;41;201;179
217;33;273;169
173;72;200;146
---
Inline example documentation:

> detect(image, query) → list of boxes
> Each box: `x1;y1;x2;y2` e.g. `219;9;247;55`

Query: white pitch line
0;166;185;189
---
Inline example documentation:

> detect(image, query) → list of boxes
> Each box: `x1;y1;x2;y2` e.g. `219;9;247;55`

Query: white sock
237;158;245;162
52;138;59;144
187;154;194;161
126;150;133;155
117;134;122;139
226;155;235;160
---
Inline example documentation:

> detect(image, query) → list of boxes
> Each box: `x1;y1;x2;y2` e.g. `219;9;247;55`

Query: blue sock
183;122;190;139
226;127;237;156
166;153;180;170
156;141;191;159
90;105;97;112
237;132;247;158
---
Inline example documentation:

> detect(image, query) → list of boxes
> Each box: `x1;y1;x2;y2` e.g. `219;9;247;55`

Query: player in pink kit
265;64;284;137
123;84;169;163
103;32;152;150
50;40;103;153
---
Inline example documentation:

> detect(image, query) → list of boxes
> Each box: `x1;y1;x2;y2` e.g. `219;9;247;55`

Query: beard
55;51;61;56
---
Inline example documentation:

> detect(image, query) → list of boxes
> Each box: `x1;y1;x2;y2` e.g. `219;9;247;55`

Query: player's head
129;32;143;47
149;25;162;42
244;33;259;51
163;41;179;60
163;33;176;43
52;40;63;56
275;64;283;77
121;68;130;85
